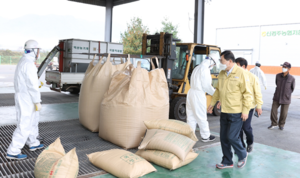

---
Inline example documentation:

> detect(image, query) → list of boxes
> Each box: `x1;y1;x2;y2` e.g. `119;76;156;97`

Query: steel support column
194;0;205;44
105;0;113;42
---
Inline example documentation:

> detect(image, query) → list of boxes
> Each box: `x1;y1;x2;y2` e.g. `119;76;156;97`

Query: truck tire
170;97;187;122
69;88;80;94
212;101;221;116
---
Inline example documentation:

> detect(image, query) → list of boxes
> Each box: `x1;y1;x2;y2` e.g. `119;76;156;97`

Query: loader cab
132;58;151;70
141;32;222;122
172;45;221;82
169;43;222;121
171;44;221;92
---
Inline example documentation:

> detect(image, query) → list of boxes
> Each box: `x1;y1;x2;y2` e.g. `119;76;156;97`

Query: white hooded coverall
7;52;41;155
250;66;267;90
187;59;215;139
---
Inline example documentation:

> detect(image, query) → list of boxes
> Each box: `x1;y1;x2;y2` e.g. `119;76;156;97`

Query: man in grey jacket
268;62;295;130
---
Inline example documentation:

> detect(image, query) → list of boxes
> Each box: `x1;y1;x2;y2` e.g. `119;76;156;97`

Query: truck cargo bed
46;71;85;85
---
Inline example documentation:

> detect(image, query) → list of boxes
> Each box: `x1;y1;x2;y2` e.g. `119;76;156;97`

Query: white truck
42;39;124;94
39;38;152;94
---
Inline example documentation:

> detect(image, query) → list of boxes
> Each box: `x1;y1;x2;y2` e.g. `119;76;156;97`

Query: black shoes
268;125;278;129
279;126;284;130
37;135;44;142
247;144;253;153
268;125;284;130
201;135;216;142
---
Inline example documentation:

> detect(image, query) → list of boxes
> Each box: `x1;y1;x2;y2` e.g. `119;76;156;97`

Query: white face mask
32;48;40;60
219;63;227;70
282;68;288;73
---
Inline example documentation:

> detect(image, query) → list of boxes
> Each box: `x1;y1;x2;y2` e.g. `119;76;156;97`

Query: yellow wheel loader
142;32;222;122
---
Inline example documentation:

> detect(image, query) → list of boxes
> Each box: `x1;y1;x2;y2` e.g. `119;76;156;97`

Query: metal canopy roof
68;0;139;7
67;0;204;44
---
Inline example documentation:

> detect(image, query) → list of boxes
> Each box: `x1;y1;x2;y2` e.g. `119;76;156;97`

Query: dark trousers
240;109;254;148
220;113;247;165
271;100;290;127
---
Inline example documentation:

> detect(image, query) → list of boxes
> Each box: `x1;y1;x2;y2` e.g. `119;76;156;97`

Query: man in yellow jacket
236;57;263;153
208;50;253;169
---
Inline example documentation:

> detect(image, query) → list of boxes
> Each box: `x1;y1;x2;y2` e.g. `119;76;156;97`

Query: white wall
216;26;260;65
260;23;300;67
216;23;300;67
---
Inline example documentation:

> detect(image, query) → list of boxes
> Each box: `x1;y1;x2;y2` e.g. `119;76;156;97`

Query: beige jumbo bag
144;119;198;141
79;54;131;132
87;149;156;178
34;138;79;178
136;150;198;170
138;129;196;161
99;57;169;149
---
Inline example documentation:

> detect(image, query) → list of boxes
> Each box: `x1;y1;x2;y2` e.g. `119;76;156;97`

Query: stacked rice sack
136;119;199;170
87;149;156;178
34;138;79;178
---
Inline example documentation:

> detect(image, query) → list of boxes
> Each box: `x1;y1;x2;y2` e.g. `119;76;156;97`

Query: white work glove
35;103;42;111
39;81;44;88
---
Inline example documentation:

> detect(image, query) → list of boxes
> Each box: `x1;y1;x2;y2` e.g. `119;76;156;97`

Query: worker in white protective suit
250;61;267;90
186;56;216;142
6;40;44;160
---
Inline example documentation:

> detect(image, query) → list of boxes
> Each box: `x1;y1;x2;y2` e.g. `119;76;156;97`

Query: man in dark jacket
268;62;295;130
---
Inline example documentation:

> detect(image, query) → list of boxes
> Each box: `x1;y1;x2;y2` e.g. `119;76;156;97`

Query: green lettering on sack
164;132;193;150
120;153;144;165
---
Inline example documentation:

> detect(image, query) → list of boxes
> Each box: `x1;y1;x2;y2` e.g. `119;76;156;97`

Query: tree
121;17;149;54
0;49;22;56
160;17;180;41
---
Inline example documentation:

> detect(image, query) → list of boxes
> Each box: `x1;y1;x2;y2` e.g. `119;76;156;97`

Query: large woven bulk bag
79;54;131;132
34;138;79;178
136;150;198;170
99;58;169;149
85;54;96;74
138;129;196;161
87;149;156;178
144;119;198;141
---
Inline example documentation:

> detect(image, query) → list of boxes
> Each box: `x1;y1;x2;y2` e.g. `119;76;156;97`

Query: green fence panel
0;56;21;65
0;55;48;65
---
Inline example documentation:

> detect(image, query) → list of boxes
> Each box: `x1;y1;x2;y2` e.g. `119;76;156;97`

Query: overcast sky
0;0;300;50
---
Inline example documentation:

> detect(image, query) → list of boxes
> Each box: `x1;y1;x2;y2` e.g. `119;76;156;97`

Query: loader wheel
212;101;221;116
170;97;187;122
69;88;80;94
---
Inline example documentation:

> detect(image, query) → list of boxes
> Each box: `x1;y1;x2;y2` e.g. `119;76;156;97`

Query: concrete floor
94;143;300;178
0;92;79;107
0;64;54;93
0;103;79;125
1;69;300;177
